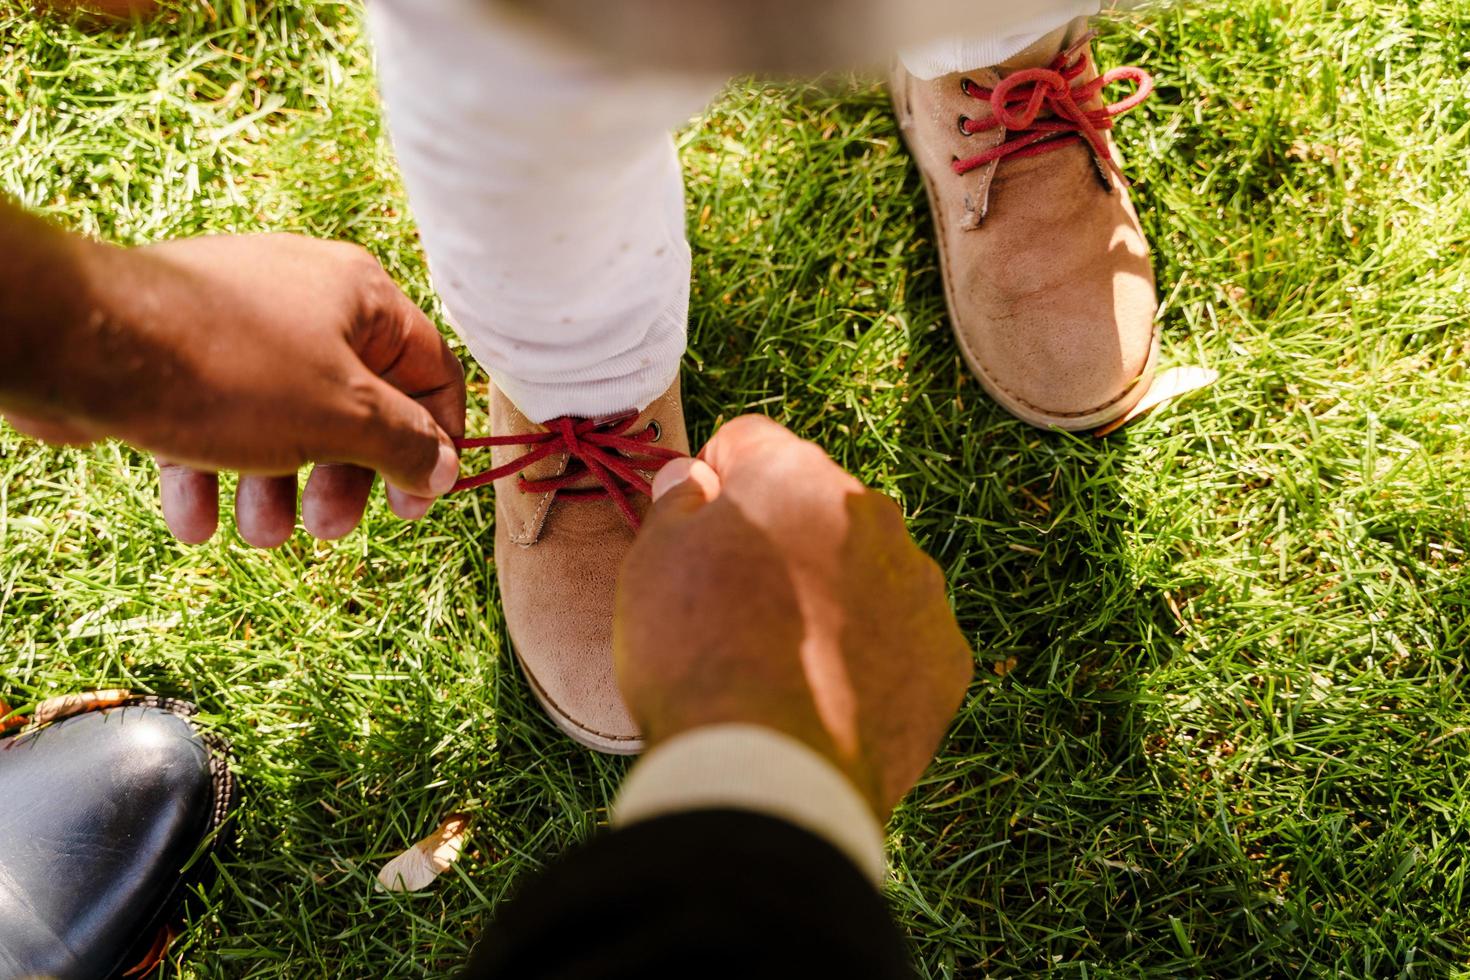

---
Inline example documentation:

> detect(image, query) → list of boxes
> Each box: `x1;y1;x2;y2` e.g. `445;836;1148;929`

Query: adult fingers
302;463;375;540
324;371;460;501
350;275;466;433
696;414;800;478
158;462;219;544
384;483;436;521
651;456;721;504
697;415;864;510
3;410;98;447
348;270;467;495
646;457;722;522
235;474;297;548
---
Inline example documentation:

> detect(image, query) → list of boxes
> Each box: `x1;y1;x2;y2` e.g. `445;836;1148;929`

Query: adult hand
0;230;465;547
614;415;973;819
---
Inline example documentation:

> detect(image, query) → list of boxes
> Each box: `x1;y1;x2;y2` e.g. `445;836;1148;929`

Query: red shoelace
952;33;1153;182
452;414;682;530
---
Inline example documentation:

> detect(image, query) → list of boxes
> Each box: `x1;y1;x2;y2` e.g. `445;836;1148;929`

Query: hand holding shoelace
614;415;974;818
0;209;466;547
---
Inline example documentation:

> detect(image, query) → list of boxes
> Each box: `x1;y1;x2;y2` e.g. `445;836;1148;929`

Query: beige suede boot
457;379;687;754
891;19;1160;431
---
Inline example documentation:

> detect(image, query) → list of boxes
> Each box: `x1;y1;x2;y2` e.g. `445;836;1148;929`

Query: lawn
3;0;1469;975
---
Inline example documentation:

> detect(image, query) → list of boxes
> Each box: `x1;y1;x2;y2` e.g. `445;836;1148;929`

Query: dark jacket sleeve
460;809;913;980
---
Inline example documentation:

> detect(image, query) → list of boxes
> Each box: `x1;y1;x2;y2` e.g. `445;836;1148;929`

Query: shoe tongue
558;458;609;492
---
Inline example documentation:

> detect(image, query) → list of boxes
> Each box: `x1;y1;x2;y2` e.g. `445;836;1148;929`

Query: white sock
899;1;1104;78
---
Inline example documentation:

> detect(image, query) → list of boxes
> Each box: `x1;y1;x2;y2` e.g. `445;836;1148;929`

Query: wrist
0;215;184;437
616;723;889;882
0;208;120;418
645;715;885;821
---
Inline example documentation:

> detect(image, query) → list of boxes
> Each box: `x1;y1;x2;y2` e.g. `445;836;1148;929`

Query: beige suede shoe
891;19;1161;431
457;379;687;754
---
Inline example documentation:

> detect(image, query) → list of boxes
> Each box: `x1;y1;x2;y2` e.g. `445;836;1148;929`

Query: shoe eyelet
957;114;973;136
959;77;977;97
647;420;662;442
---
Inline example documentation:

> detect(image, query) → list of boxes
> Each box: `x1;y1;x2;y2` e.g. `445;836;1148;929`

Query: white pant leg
900;0;1104;78
368;0;722;422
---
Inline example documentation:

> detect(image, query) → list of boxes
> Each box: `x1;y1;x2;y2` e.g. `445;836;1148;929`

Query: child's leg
367;1;725;754
367;0;723;423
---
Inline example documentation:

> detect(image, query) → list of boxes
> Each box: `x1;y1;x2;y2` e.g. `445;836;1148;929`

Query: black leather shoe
0;697;236;980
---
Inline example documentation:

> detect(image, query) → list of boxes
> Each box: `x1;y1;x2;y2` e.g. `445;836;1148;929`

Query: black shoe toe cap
0;705;221;980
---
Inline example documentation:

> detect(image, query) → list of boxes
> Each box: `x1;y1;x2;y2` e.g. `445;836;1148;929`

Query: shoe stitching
518;652;642;745
509;458;562;546
517;487;554;545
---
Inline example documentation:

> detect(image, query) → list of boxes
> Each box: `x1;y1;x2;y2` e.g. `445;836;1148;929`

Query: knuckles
351;262;409;334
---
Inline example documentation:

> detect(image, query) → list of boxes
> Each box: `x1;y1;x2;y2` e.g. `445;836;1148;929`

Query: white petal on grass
1093;367;1220;438
376;814;472;892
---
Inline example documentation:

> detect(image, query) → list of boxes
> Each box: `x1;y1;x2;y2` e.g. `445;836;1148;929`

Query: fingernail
388;486;434;521
651;458;697;501
428;441;460;497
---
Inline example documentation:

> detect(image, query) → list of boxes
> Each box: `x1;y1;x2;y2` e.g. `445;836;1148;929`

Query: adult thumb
649;457;721;519
335;373;461;498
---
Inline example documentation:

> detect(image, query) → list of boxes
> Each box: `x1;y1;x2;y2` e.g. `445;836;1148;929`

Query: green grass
3;0;1470;975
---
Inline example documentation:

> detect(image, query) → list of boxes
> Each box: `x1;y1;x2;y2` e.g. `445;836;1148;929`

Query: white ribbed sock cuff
473;288;688;423
899;1;1102;78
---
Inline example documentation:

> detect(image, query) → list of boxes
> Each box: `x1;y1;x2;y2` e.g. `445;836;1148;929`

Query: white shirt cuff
612;724;886;885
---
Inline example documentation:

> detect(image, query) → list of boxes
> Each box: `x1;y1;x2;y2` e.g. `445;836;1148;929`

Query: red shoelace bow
452;414;683;530
952;33;1154;182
